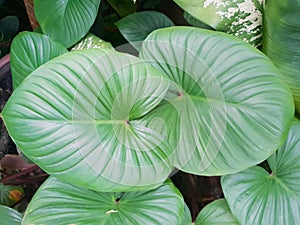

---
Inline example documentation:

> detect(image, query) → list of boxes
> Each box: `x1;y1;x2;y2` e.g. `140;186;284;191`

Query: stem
0;164;39;184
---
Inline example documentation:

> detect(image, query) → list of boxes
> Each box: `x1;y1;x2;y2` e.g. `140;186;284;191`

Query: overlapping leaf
222;120;300;225
10;31;68;89
34;0;101;48
116;11;174;51
22;177;185;225
0;205;22;225
173;0;265;47
262;0;300;112
2;48;173;192
194;199;239;225
139;26;294;175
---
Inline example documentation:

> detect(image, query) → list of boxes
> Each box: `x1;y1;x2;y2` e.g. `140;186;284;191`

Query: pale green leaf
2;48;173;192
22;177;185;225
0;205;22;225
139;26;294;175
194;199;239;225
222;120;300;225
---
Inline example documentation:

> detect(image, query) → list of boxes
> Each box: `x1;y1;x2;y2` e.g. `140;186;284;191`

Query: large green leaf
10;31;68;89
262;0;300;112
2;48;173;192
194;199;239;225
222;120;300;225
22;177;185;225
116;11;174;51
139;26;294;175
173;0;265;47
0;205;22;225
34;0;101;48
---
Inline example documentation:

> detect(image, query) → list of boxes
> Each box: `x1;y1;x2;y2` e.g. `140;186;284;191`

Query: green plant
1;0;299;224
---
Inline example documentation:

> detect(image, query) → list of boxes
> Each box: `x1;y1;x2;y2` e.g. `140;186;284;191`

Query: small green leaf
10;31;68;89
22;177;185;225
139;26;294;175
106;0;137;17
222;120;300;225
183;12;213;30
2;48;173;192
71;33;113;51
34;0;101;48
0;205;22;225
194;199;239;225
0;16;19;57
0;184;24;207
116;11;174;51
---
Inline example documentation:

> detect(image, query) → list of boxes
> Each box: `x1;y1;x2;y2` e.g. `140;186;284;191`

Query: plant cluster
0;0;300;224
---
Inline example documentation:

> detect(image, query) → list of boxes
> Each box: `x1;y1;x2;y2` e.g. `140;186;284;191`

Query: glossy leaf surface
222;120;300;225
2;49;173;192
116;11;174;51
22;177;185;225
262;0;300;112
194;199;239;225
0;205;22;225
10;31;68;89
140;26;294;175
34;0;101;48
173;0;265;47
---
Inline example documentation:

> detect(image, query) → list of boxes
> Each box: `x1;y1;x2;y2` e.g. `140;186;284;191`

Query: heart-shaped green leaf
34;0;101;48
222;120;300;225
262;0;300;112
173;0;265;47
194;199;239;225
22;177;185;225
0;205;22;225
2;48;173;192
139;26;294;175
116;11;174;51
10;31;68;89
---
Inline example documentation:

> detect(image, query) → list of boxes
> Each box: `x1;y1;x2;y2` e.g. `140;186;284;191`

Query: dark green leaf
106;0;137;17
194;199;239;225
116;11;174;51
222;120;300;225
22;177;185;225
262;0;300;112
0;205;22;225
139;26;294;175
10;31;68;89
0;16;19;57
183;12;213;30
2;48;173;192
0;184;24;207
34;0;101;48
